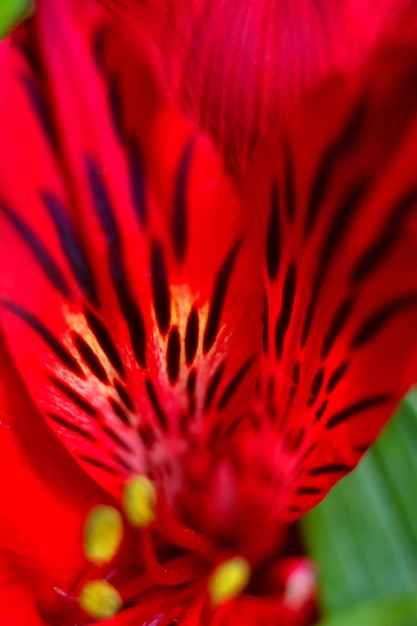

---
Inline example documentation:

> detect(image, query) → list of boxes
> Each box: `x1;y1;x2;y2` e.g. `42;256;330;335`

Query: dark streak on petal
315;399;328;421
283;143;296;221
109;397;131;426
102;423;132;454
218;357;255;410
296;486;323;495
86;156;147;367
129;141;147;227
85;309;126;378
48;375;98;418
351;294;417;348
78;454;119;475
145;378;168;431
114;379;135;412
203;238;242;353
21;76;58;151
185;306;199;365
167;326;181;384
325;393;392;429
304;98;366;237
350;189;417;285
0;202;71;298
275;263;296;359
151;241;171;335
266;183;280;280
204;361;226;411
173;139;194;261
321;297;355;359
73;333;109;383
1;300;82;375
309;463;351;476
41;191;99;306
326;361;348;393
47;412;96;442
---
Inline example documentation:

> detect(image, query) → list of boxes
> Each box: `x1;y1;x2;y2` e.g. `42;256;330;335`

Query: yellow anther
79;579;122;620
208;556;251;606
123;476;157;528
83;506;123;566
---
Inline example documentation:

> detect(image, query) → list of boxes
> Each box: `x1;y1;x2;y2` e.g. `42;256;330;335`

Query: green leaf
0;0;34;40
316;592;417;626
302;391;417;615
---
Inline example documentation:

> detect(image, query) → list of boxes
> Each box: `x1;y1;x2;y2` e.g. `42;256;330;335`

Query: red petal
0;327;107;621
97;0;417;170
0;0;262;498
242;40;417;519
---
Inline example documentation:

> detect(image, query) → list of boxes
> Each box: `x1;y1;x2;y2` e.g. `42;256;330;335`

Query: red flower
1;0;417;623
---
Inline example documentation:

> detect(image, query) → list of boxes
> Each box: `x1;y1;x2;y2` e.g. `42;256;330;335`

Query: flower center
70;475;251;622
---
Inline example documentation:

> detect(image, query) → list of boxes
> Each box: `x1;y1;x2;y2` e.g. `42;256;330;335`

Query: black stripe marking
203;238;242;353
173;139;194;261
109;397;131;426
204;362;226;411
311;367;324;398
325;393;392;429
150;241;171;335
47;412;96;442
304;98;366;237
1;300;82;376
351;295;417;349
321;298;355;359
145;379;168;431
350;190;417;285
21;76;58;150
296;486;323;495
114;379;135;412
0;202;71;298
315;399;328;421
302;180;368;347
49;375;98;418
41;191;99;306
266;183;280;280
73;333;109;383
85;310;126;378
218;358;255;410
275;263;296;358
167;326;181;384
102;423;132;453
326;362;348;393
185;306;199;365
309;463;351;476
293;362;300;384
129;141;147;227
86;156;147;368
78;454;119;475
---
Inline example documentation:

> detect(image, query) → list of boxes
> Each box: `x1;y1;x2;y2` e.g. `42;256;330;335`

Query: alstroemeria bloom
2;0;417;624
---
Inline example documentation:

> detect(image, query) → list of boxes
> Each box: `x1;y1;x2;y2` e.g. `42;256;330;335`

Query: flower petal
240;44;417;517
0;326;108;621
242;39;417;519
0;0;262;498
97;0;417;170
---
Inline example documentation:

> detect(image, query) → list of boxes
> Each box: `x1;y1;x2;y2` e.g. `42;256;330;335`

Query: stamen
84;505;123;566
123;475;157;527
79;579;122;620
208;556;251;606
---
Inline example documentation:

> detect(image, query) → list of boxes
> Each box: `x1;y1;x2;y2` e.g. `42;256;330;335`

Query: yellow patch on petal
208;556;251;606
84;506;123;566
79;580;122;620
123;476;157;527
